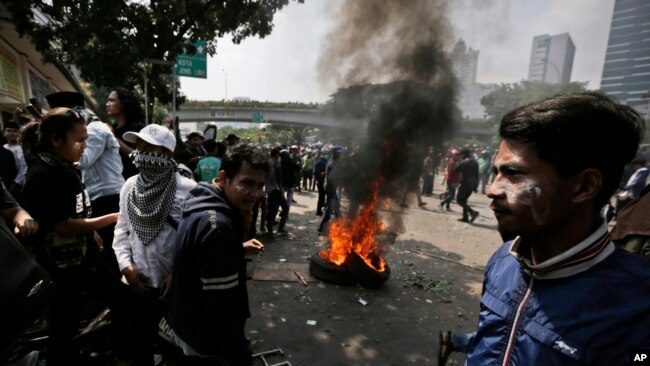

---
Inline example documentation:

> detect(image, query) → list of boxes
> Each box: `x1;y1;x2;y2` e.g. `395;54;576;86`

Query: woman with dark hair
22;108;119;365
106;87;145;179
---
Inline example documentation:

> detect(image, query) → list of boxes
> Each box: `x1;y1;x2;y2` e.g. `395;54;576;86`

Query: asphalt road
245;184;503;366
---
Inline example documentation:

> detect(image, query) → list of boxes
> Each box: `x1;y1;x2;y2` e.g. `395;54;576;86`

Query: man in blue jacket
440;93;650;365
169;144;268;365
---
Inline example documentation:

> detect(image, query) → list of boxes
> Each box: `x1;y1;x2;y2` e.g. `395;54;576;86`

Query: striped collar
509;220;615;279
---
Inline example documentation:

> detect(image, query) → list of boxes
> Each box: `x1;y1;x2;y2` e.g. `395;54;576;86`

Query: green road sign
252;111;265;123
175;40;207;78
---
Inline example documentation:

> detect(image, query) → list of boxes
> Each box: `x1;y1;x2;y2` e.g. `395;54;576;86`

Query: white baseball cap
123;124;176;152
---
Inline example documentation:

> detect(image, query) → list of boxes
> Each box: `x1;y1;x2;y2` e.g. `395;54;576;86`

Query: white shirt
112;173;197;288
3;143;27;185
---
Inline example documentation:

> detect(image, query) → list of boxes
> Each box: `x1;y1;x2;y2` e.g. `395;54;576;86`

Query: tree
6;0;301;119
481;80;590;127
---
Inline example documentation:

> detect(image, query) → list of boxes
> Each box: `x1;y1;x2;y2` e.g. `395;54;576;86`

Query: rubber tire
309;251;356;286
346;252;390;288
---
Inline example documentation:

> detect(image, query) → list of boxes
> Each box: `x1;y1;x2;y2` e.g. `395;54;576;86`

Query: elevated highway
176;106;493;139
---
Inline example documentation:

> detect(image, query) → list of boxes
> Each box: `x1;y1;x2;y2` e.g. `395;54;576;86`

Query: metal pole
143;67;149;125
223;68;228;101
172;73;178;137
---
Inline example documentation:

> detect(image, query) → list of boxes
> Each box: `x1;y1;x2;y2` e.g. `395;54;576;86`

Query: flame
326;179;387;272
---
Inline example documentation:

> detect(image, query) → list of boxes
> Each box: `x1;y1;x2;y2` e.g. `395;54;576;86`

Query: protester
477;150;491;194
48;91;130;356
314;146;329;216
611;184;650;260
265;148;288;236
1;180;38;237
185;131;207;172
301;148;315;191
615;157;648;213
453;148;479;223
22;108;119;365
169;144;268;365
421;147;435;196
439;93;650;365
439;149;461;211
281;148;300;209
106;87;145;179
195;140;226;183
112;124;197;365
224;133;240;147
3;121;27;198
0;145;18;190
318;146;343;235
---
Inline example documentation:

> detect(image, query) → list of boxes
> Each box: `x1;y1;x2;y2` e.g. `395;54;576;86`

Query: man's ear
571;169;602;204
217;170;227;184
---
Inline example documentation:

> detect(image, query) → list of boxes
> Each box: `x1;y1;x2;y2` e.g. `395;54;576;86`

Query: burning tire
346;252;390;288
309;251;356;286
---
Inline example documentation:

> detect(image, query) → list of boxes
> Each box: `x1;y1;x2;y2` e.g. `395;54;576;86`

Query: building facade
527;33;575;84
601;0;650;119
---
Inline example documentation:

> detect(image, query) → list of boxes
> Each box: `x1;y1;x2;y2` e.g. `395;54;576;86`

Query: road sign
175;40;207;78
252;111;265;123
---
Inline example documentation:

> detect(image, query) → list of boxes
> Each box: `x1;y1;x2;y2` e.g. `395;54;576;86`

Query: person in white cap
112;123;196;365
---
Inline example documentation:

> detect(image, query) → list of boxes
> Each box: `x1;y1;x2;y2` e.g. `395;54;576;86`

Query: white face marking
492;178;551;226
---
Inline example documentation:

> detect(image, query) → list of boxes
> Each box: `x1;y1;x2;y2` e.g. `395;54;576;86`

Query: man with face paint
112;124;197;365
439;93;650;366
169;144;269;365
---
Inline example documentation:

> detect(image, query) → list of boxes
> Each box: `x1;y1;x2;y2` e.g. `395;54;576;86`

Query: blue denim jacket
79;121;124;201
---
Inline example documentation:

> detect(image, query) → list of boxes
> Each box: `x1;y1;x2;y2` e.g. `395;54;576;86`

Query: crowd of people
1;89;649;366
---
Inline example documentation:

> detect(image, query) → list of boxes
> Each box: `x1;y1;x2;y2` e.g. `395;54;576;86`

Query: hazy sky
180;0;615;103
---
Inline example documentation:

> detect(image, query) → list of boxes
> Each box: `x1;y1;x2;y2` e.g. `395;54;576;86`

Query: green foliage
480;80;590;126
216;124;313;145
184;99;322;110
7;0;301;119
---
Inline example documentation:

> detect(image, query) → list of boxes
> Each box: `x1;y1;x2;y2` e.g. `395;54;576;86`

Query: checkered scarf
127;151;177;246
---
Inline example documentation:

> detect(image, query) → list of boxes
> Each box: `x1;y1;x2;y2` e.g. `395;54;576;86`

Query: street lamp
541;58;561;83
142;58;178;136
222;68;228;101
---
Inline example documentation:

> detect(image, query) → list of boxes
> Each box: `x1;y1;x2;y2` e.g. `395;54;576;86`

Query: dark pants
46;266;85;365
319;191;340;232
128;287;168;366
266;190;288;234
91;194;130;356
456;185;477;221
422;174;434;195
316;179;325;214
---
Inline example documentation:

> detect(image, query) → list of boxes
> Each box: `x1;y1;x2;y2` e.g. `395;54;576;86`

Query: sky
179;0;615;103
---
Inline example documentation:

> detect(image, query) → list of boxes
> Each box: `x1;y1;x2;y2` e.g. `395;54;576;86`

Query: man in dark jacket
439;93;650;365
169;144;268;365
453;148;480;223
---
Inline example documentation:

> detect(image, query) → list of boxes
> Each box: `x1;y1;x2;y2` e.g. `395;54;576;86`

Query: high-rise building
449;39;496;119
601;0;650;118
450;39;479;86
527;33;575;84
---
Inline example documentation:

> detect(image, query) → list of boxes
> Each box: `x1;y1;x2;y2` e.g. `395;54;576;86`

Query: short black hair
500;92;645;208
221;143;270;180
203;139;218;153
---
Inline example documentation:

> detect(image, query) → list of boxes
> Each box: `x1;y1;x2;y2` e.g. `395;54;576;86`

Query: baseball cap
123;124;176;152
332;146;344;153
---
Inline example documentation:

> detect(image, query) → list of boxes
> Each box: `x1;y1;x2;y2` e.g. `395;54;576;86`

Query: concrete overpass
176;106;493;139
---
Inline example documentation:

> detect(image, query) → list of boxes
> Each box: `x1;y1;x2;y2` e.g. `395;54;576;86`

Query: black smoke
318;0;460;215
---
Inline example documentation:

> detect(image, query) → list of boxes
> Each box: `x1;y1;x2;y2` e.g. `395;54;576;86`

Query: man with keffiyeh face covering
112;124;196;365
